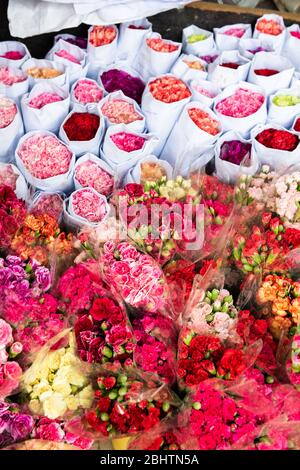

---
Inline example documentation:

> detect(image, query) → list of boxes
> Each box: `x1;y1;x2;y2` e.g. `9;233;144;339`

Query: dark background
0;0;298;57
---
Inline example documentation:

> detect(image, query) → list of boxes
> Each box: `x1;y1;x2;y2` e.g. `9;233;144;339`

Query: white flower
78;385;94;408
65;395;80;411
31;379;52;399
52;376;72;397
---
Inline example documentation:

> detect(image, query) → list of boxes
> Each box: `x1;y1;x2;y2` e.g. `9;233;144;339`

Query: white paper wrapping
208;51;251;90
0;41;31;68
59;104;105;157
238;37;274;60
253;14;286;53
291;72;300;90
98;90;145;133
248;52;294;96
117;18;152;65
101;123;158;181
21;81;70;133
171;54;208;82
0;66;29;103
64;187;110;229
22;58;68;88
213;82;267;138
268;89;300;128
283;25;300;71
292;114;300;136
0;162;29;200
161;101;222;169
134;33;182;82
8;1;190;38
87;24;118;66
215;130;259;184
214;24;252;52
70;78;105;109
46;38;88;85
124;154;173;184
73;152;115;194
182;25;215;56
251;122;300;170
141;74;191;155
15;130;75;191
184;145;215;177
54;33;87;49
190;79;221;109
0;99;24;162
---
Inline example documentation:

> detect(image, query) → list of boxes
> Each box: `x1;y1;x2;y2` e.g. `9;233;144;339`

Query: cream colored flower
52;376;72;397
29;399;42;415
65;395;79;411
31;379;52;399
43;392;68;419
58;365;86;388
78;385;94;408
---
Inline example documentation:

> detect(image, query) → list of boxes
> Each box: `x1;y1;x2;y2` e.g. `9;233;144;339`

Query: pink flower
17;134;73;179
71;188;108;223
75;159;114;197
101;99;143;125
0;165;19;191
3;361;22;380
74;79;104;105
36;421;65;441
28;92;63;109
110;132;145;152
0;66;27;86
55;49;80;64
0;319;13;350
0;97;17;129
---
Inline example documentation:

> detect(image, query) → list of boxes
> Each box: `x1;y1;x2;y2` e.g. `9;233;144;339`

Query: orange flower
268;316;292;340
272;298;290;317
290;298;300;323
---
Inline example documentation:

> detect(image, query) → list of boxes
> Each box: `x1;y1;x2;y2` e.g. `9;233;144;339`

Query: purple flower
100;69;145;104
10;414;34;441
0;412;12;434
0;431;13;449
34;266;51;292
220;140;252;166
10;279;30;298
5;256;23;267
0;268;13;288
10;265;26;281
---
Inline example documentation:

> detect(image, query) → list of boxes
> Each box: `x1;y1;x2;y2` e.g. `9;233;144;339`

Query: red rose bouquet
0;186;26;251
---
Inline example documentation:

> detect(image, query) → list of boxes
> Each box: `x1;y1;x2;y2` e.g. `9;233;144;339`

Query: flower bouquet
182;25;214;56
87;25;118;66
214;23;251;51
0;65;29;102
21;81;69;134
64;188;109;229
0;319;23;399
21;330;94;420
99;90;145;133
131;311;177;384
0;186;26;250
208;51;251;91
141;74;191;155
22;58;66;88
47;39;88;85
99;66;144;104
71;78;104;107
85;368;179;444
30;191;65;223
0;95;24;162
74;153;114;197
15;131;75;192
0;40;30;68
100;240;173;315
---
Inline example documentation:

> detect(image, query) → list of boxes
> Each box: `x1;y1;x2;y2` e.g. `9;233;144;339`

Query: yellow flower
43;392;68;419
31;379;52;399
58;365;86;388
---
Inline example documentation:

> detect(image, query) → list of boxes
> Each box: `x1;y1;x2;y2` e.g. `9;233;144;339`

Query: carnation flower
0;97;17;129
63;112;100;141
75;159;114;196
148;76;191;104
70;188;108;224
0;51;24;60
188;108;220;136
187;33;208;44
256;128;299;151
147;38;179;53
0;66;27;86
89;26;116;46
17;134;73;179
26;67;62;79
73;79;103;105
28;92;63;109
100;69;145;104
223;27;246;38
216;88;264;118
110;132;145;152
101;99;143;125
256;18;283;36
220;140;251;166
55;49;80;64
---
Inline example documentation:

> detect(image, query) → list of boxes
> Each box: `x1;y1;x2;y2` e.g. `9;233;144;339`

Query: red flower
90;297;120;322
124;183;144;198
97;397;111;412
256;128;299;151
219;349;246;379
63;112;100;141
254;68;279;76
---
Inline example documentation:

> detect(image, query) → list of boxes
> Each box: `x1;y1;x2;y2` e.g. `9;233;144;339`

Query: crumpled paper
8;0;190;38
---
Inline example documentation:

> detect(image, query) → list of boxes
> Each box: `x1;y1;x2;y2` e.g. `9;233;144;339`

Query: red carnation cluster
63;112;100;141
177;328;247;389
256;128;299;151
254;69;279;76
0;186;26;250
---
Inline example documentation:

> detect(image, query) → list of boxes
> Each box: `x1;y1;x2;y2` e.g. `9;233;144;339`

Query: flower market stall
1;0;300;452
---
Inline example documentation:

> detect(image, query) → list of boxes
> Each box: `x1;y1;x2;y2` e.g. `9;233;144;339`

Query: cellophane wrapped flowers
0;97;17;128
85;369;178;438
0;186;26;250
21;332;93;420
